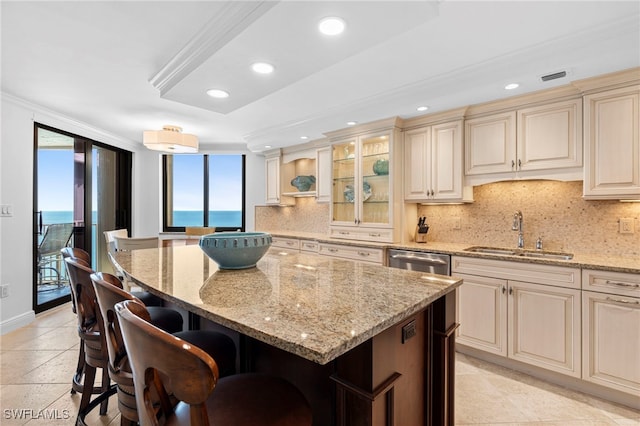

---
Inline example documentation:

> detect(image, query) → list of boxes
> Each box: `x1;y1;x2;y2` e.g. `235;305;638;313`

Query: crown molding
571;67;640;94
2;92;138;149
149;1;278;96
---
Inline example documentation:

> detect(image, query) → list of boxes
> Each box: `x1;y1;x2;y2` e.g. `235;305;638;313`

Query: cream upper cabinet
404;120;473;203
327;119;402;243
464;111;517;175
583;85;640;200
453;256;582;378
517;100;582;171
465;99;582;181
265;155;288;205
315;146;332;203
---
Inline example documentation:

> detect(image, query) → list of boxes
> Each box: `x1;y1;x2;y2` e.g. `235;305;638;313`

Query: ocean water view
42;210;242;228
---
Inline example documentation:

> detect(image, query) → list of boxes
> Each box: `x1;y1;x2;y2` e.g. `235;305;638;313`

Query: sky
37;149;243;212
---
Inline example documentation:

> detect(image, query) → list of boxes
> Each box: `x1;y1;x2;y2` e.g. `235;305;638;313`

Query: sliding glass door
33;124;131;313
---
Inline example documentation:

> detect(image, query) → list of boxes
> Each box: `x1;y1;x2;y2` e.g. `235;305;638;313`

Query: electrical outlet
453;217;461;230
1;284;9;298
619;218;634;234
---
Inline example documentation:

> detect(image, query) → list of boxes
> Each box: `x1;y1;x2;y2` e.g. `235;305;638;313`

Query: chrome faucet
512;210;524;248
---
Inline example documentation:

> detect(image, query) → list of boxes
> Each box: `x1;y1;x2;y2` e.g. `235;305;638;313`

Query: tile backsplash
419;180;640;257
256;197;330;234
256;180;640;257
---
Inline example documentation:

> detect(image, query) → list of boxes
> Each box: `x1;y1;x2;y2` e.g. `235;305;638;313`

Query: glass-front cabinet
328;118;402;242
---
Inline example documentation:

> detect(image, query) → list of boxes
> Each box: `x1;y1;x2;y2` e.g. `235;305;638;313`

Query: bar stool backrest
116;300;219;426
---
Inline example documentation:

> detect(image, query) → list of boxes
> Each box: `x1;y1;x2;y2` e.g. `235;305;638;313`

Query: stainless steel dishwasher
387;249;451;275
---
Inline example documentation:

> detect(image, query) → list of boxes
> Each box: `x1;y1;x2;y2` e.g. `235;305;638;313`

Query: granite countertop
113;245;461;365
264;231;640;274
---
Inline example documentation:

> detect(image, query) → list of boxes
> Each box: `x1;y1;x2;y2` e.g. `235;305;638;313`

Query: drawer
300;240;319;253
452;256;581;289
583;269;640;297
318;243;383;264
271;237;300;252
330;226;394;243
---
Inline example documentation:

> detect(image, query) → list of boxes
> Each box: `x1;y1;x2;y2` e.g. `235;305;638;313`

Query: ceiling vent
540;71;567;82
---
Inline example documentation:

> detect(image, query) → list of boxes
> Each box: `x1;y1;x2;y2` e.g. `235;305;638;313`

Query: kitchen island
113;244;462;426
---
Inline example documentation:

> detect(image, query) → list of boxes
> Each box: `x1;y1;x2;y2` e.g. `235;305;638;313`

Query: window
163;154;245;232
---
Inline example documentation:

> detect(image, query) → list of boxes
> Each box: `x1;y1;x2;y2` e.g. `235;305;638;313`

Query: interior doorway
33;124;132;313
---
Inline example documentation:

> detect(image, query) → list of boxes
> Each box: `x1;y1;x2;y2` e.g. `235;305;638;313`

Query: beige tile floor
1;303;639;425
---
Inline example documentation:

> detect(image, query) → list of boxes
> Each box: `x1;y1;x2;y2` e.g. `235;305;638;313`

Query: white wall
0;94;265;333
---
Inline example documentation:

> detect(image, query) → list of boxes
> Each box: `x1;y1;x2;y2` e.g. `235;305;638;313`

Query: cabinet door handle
502;286;506;294
511;160;515;170
605;280;640;289
606;296;639;305
518;159;522;169
328;248;338;253
509;287;513;295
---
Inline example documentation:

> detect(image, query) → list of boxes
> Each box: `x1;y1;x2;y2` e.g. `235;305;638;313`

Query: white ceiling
2;1;639;153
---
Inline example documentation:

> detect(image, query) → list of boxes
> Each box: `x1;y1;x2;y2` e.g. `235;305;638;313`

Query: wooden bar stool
91;272;238;425
60;247;90;395
116;300;313;426
102;230;164;307
63;257;115;424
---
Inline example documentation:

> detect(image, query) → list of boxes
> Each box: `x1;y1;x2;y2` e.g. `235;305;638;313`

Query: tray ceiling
1;1;639;152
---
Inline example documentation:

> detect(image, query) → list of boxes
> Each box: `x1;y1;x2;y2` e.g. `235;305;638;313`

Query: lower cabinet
582;269;640;395
453;256;582;378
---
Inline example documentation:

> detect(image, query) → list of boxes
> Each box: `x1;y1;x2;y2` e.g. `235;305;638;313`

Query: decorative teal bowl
199;232;272;269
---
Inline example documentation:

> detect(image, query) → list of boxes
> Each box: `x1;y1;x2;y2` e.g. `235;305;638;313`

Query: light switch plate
0;205;12;217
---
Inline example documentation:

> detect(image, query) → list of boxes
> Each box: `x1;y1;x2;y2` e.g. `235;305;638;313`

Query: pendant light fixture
143;125;198;153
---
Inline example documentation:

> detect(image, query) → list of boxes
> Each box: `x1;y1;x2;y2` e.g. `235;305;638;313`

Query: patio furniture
37;223;73;287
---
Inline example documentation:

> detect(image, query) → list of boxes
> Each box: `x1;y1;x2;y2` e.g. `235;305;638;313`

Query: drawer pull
606;296;639;305
358;251;370;257
605;280;639;289
328;248;339;253
339;231;350;235
369;233;381;237
286;241;295;246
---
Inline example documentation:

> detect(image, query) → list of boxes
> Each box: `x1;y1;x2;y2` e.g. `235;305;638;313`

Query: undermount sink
464;246;573;260
464;246;518;256
518;251;574;260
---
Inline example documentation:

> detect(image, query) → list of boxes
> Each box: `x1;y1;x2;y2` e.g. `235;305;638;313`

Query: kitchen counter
112;244;461;365
112;243;461;425
264;230;640;274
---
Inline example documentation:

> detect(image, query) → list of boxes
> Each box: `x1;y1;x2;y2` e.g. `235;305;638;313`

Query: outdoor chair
38;223;73;287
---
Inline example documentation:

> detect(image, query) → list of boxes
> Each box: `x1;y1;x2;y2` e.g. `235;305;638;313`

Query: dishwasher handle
389;254;448;265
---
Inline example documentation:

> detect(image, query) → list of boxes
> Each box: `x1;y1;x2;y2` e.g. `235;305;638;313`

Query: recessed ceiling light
504;83;519;90
318;17;346;36
417;106;429;112
251;62;274;74
300;136;308;140
346;121;357;126
206;89;229;98
264;145;272;149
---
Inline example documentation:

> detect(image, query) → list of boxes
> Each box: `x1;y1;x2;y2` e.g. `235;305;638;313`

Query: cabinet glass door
360;134;390;225
332;140;356;223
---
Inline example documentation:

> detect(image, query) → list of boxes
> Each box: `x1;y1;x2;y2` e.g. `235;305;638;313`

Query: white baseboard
0;310;36;335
